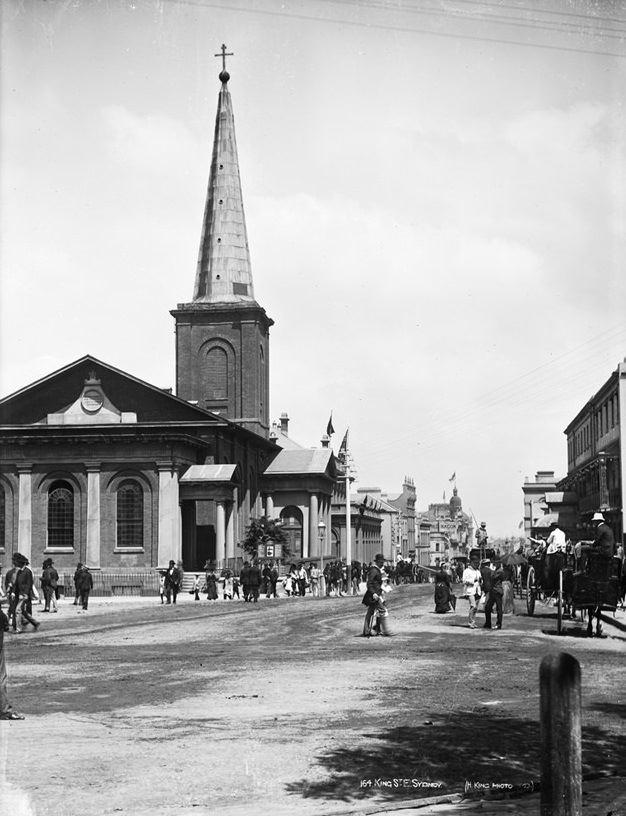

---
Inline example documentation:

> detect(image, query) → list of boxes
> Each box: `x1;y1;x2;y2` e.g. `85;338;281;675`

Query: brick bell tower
171;48;273;437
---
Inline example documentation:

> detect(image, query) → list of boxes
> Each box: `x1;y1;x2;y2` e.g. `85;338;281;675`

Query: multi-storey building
423;486;473;565
557;358;625;544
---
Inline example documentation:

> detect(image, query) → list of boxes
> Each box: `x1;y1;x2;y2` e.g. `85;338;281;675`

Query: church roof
192;63;255;305
264;448;335;476
0;354;235;428
180;464;239;484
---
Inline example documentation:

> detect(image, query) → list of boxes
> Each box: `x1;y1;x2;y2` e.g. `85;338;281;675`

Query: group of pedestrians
460;553;515;630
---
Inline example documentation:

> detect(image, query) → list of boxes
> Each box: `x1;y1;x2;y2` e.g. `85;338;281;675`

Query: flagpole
345;455;351;583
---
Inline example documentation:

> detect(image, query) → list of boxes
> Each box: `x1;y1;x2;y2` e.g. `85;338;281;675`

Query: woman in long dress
205;570;218;600
501;563;516;614
434;569;453;613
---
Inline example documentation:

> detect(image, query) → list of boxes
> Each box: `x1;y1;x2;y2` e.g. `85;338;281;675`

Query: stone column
86;465;101;568
157;466;181;566
17;465;32;561
226;502;235;560
308;492;319;559
216;501;226;567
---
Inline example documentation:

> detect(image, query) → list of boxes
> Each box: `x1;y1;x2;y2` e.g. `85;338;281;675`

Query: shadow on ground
286;712;626;804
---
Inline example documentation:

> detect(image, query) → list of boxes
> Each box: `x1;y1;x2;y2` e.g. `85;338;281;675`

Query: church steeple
193;49;254;304
171;49;273;437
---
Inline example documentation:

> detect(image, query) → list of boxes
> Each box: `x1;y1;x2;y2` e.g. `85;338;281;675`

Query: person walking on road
205;569;218;600
309;563;321;597
191;574;201;601
76;565;94;611
40;558;59;613
247;561;262;603
361;554;392;637
0;604;25;720
240;562;251;602
462;553;482;629
12;554;40;633
73;562;83;605
164;560;182;605
482;560;504;630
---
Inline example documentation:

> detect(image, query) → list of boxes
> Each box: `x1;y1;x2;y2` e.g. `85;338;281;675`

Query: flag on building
449;472;456;482
326;413;335;436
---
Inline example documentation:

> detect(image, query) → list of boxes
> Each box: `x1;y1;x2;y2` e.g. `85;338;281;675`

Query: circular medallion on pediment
81;389;104;413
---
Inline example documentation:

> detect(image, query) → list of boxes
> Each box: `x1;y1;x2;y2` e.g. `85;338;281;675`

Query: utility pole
345;456;352;570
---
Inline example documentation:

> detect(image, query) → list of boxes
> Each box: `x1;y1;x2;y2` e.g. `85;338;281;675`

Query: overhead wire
165;0;626;58
359;323;626;458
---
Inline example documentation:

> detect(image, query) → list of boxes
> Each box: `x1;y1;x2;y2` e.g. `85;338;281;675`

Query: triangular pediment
0;355;225;427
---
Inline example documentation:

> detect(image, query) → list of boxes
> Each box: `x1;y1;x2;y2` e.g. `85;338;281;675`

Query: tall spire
193;49;255;304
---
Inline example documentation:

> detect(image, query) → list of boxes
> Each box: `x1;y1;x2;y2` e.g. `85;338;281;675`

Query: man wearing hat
164;560;182;604
361;554;392;637
40;558;59;613
592;512;615;558
482;559;505;630
12;553;40;633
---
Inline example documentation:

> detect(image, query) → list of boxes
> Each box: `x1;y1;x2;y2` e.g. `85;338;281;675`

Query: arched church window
117;480;144;548
280;506;303;559
48;480;74;549
205;347;228;399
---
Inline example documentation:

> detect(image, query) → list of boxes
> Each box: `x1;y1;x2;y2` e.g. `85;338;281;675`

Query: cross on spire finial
215;44;233;73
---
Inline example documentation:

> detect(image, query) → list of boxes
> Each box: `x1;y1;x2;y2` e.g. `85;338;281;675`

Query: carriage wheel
526;566;536;616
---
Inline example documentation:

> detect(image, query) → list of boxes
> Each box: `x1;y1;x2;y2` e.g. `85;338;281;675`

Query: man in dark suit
247;561;262;603
592;512;615;557
483;561;505;630
361;553;391;637
164;560;182;605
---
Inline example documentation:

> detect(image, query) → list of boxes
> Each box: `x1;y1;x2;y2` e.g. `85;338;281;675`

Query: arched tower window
280;506;303;560
48;480;74;549
205;347;228;400
117;480;144;548
0;486;5;550
259;344;265;417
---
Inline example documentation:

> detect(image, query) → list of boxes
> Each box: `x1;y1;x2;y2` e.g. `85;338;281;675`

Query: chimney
321;434;330;448
280;412;289;435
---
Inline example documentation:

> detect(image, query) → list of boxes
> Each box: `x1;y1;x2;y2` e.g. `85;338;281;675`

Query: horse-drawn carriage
524;547;622;636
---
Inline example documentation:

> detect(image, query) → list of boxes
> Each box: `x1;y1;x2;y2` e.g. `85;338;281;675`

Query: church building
0;57;337;592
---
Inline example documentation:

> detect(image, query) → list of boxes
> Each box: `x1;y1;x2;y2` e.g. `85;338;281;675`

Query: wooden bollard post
539;652;582;816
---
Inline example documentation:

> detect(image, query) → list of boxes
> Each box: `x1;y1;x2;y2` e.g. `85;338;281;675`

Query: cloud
102;105;202;173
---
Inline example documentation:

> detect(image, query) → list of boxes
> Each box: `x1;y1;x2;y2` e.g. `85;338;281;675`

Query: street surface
1;583;625;816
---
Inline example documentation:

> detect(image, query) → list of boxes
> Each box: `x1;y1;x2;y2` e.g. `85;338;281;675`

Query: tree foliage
239;516;291;560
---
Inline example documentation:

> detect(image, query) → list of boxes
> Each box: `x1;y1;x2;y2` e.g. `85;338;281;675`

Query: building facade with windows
557;358;625;545
423;487;473;565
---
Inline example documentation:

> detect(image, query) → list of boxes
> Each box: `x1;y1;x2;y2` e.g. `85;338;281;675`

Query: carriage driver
546;522;566;554
592;512;615;557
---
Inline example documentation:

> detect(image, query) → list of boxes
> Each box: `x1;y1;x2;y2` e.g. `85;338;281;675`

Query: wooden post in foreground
539;652;582;816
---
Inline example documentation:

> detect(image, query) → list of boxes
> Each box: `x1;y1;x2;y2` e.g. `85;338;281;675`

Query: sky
1;0;625;537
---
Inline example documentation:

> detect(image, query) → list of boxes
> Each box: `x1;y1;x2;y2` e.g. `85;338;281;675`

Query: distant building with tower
422;485;472;565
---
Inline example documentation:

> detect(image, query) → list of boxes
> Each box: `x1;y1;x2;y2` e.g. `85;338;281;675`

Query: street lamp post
318;519;326;597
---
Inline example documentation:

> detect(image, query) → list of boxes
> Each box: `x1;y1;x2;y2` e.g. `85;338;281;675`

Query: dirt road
1;584;625;815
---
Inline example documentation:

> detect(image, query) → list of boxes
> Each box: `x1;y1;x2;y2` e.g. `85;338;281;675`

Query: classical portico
179;464;241;570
